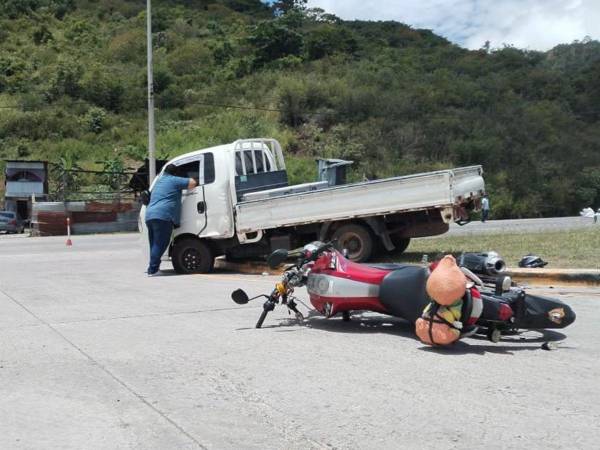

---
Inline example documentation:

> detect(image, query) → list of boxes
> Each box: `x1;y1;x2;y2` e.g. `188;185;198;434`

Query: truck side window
174;161;199;180
172;153;215;185
204;153;215;184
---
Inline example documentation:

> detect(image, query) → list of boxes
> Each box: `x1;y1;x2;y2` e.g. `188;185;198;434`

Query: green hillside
1;0;599;218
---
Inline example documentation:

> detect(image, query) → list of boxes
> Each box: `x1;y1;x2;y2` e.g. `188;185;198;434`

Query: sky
303;0;600;51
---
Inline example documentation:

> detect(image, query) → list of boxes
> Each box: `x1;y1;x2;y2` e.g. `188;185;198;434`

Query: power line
187;101;281;112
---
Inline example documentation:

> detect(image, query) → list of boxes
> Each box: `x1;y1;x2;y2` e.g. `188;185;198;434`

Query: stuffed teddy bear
415;255;469;345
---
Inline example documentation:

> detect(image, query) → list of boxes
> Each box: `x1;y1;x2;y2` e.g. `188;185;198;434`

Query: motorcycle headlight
317;277;331;293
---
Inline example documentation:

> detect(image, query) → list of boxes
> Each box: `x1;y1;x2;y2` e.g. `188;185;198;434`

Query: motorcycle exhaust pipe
459;252;506;276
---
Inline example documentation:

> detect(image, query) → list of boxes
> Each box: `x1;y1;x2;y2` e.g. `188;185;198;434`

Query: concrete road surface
1;233;599;449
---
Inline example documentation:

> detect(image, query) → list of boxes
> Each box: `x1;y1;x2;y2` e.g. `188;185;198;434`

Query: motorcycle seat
368;263;414;271
379;265;430;323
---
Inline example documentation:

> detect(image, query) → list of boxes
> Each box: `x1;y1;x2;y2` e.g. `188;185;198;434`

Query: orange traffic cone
66;217;72;246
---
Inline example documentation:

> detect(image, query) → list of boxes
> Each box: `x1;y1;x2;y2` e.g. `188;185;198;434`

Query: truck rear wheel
172;237;214;274
332;224;374;262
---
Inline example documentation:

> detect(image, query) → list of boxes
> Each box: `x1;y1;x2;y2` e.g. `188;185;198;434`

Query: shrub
168;41;213;76
80;67;124;111
108;30;146;63
305;25;357;60
46;58;83;99
82;106;107;134
0;53;29;93
32;24;53;44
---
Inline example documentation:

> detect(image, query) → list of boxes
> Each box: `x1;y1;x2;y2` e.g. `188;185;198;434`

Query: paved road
1;233;599;449
448;215;598;236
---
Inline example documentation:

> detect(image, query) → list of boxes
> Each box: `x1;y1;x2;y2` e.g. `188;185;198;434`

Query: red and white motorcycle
231;242;576;343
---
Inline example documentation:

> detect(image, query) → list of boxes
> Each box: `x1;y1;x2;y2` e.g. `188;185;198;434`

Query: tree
272;0;307;15
248;20;303;67
52;153;81;201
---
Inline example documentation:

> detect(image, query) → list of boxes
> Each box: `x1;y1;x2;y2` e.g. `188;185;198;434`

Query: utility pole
146;0;156;185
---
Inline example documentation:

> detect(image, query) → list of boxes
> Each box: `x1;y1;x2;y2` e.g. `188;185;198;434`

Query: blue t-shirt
145;173;190;225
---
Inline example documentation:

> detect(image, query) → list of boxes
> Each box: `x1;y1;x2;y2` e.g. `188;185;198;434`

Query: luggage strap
425;301;463;345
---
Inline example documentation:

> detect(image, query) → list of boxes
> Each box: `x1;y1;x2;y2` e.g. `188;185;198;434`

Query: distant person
481;195;490;222
145;164;197;276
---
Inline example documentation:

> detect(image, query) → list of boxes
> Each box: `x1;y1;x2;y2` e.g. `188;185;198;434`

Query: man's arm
187;178;198;190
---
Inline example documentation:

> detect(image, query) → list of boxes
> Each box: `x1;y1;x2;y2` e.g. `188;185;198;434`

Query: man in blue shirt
145;164;197;275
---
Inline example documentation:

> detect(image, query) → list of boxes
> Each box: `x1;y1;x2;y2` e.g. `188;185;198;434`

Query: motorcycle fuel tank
307;272;388;316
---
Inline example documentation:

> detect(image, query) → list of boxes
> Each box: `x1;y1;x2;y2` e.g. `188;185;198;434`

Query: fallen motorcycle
231;242;576;344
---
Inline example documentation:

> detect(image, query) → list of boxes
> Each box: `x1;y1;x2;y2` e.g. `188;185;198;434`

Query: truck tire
390;235;410;254
332;223;374;262
172;237;214;274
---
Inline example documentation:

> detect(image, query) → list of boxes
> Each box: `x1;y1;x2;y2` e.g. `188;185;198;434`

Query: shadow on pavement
275;311;420;339
420;329;568;355
236;309;572;356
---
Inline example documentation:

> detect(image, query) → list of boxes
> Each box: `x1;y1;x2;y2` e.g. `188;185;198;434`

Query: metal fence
47;165;140;202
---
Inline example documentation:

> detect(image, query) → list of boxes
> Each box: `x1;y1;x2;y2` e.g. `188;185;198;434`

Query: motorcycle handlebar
300;241;335;265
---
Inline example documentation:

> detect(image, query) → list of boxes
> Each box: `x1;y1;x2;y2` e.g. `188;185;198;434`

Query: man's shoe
147;270;164;277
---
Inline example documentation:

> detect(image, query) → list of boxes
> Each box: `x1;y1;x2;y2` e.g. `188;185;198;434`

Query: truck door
173;155;207;235
199;152;234;238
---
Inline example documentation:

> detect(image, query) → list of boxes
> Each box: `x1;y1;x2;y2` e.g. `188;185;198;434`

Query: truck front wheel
332;224;374;262
172;237;214;274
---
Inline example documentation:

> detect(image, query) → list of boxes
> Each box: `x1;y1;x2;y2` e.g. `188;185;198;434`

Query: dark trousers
482;209;489;222
146;219;173;274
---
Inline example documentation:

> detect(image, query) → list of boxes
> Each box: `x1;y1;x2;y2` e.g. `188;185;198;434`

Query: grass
387;228;600;270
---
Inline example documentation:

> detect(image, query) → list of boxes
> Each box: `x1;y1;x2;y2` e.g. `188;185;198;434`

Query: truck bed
235;166;484;233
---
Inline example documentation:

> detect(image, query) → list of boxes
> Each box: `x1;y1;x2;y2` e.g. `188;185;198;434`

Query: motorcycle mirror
231;289;250;304
267;248;289;269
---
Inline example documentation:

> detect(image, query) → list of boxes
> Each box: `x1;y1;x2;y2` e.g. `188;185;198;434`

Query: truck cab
141;140;289;272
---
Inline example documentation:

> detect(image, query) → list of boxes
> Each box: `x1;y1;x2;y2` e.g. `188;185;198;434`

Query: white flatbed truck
140;139;485;273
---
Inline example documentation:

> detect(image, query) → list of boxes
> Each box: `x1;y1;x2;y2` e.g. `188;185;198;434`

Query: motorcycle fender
514;293;576;329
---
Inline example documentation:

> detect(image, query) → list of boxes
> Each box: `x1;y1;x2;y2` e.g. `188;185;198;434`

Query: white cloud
306;0;599;50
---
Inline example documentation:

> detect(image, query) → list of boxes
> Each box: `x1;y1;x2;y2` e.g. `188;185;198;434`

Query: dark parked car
0;211;25;234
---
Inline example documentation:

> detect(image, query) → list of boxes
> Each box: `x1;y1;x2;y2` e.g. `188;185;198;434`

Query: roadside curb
215;257;600;287
506;268;600;287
